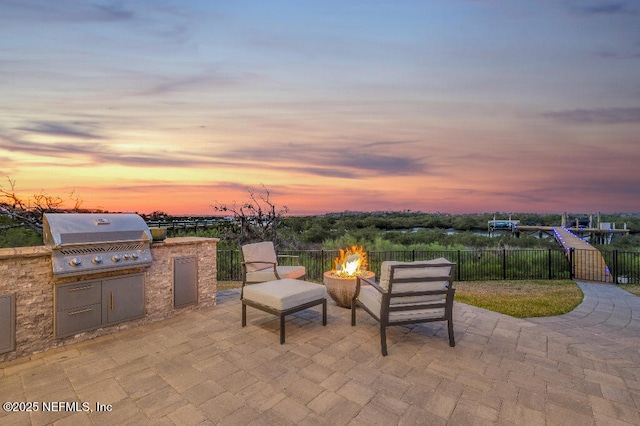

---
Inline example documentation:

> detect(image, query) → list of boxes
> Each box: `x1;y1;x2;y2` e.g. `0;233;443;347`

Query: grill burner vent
59;242;148;256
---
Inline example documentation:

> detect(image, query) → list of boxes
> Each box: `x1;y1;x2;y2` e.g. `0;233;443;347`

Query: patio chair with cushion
351;258;457;356
241;241;306;285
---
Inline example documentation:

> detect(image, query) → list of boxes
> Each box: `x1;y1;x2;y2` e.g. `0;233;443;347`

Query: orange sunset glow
2;1;639;215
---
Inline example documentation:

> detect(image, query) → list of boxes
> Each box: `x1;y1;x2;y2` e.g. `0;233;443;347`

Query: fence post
569;248;574;280
548;248;552;280
457;250;461;281
503;248;507;280
613;250;618;285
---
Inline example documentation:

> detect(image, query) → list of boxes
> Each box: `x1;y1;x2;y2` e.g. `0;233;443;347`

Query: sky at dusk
1;0;639;216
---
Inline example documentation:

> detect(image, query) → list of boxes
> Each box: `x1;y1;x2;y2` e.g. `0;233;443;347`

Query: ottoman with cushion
241;278;327;344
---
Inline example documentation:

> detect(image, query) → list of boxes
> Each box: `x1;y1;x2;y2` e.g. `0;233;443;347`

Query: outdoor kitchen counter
0;245;51;259
153;236;218;246
0;236;219;362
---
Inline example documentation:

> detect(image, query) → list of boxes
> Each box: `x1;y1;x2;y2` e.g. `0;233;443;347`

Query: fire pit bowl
323;270;375;308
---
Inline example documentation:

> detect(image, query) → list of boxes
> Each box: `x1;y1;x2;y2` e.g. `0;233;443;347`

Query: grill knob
112;254;122;262
70;258;82;267
131;253;139;260
123;254;130;260
92;256;103;264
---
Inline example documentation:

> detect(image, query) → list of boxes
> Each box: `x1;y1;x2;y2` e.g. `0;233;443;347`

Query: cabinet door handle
68;285;93;292
110;293;114;310
69;308;93;316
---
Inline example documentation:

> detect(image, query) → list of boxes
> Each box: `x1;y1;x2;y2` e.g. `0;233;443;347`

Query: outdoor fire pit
323;245;374;308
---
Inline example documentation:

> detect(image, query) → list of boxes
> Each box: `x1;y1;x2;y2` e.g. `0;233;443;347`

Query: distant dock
488;215;631;282
552;227;612;282
513;225;629;244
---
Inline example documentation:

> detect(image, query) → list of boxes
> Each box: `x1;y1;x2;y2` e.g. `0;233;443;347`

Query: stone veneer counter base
0;237;218;362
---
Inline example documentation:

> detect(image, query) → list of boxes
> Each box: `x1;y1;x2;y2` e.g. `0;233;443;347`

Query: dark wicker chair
351;258;456;356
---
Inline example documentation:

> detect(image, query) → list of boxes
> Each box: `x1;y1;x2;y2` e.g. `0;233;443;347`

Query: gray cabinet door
0;293;15;354
102;274;145;325
174;256;198;308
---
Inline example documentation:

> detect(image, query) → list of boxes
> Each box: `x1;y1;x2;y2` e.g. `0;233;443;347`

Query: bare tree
212;185;289;247
0;178;83;232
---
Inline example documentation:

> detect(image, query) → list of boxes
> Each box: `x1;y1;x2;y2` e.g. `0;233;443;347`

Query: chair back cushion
379;258;454;306
242;241;278;272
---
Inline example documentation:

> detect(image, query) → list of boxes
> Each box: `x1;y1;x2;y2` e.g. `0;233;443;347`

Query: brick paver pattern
1;282;639;424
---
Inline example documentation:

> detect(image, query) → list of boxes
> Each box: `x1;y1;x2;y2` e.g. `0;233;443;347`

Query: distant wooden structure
510;212;629;244
488;216;520;236
490;213;631;283
552;227;612;282
513;225;629;243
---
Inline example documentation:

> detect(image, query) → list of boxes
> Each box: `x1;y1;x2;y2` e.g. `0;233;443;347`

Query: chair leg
351;301;356;326
322;299;327;326
242;303;247;327
280;314;286;344
448;319;455;347
380;325;388;356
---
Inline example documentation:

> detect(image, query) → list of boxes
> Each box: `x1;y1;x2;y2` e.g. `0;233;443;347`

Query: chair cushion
359;286;445;322
242;242;278;272
245;265;306;283
379;258;453;306
358;285;382;319
243;278;326;311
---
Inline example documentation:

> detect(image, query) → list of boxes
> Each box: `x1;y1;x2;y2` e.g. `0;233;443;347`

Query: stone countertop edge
0;245;52;259
0;237;219;259
152;236;219;246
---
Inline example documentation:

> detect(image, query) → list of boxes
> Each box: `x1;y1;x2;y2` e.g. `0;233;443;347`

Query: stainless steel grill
43;213;153;278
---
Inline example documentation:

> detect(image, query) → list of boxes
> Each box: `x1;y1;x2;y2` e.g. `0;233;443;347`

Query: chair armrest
358;275;386;294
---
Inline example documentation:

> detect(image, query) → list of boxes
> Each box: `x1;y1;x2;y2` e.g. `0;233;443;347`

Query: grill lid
43;213;153;278
43;213;152;248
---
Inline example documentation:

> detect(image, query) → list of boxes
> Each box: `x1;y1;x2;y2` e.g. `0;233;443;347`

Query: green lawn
619;283;640;297
455;280;583;318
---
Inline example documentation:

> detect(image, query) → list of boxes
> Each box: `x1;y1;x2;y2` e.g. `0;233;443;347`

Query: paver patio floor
1;282;639;425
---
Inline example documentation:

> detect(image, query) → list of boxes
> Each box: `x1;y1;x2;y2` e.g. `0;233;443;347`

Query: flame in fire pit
333;245;368;278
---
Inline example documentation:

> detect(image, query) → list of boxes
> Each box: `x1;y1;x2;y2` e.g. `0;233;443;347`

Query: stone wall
0;237;218;363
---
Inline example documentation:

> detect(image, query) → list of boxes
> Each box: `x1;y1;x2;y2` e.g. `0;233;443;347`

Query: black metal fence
217;248;640;284
601;250;640;284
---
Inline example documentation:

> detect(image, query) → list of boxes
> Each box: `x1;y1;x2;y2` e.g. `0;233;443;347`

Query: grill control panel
52;243;152;278
67;252;147;267
69;251;148;266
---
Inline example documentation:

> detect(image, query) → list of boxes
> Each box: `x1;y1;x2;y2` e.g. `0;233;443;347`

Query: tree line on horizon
2;180;639;250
